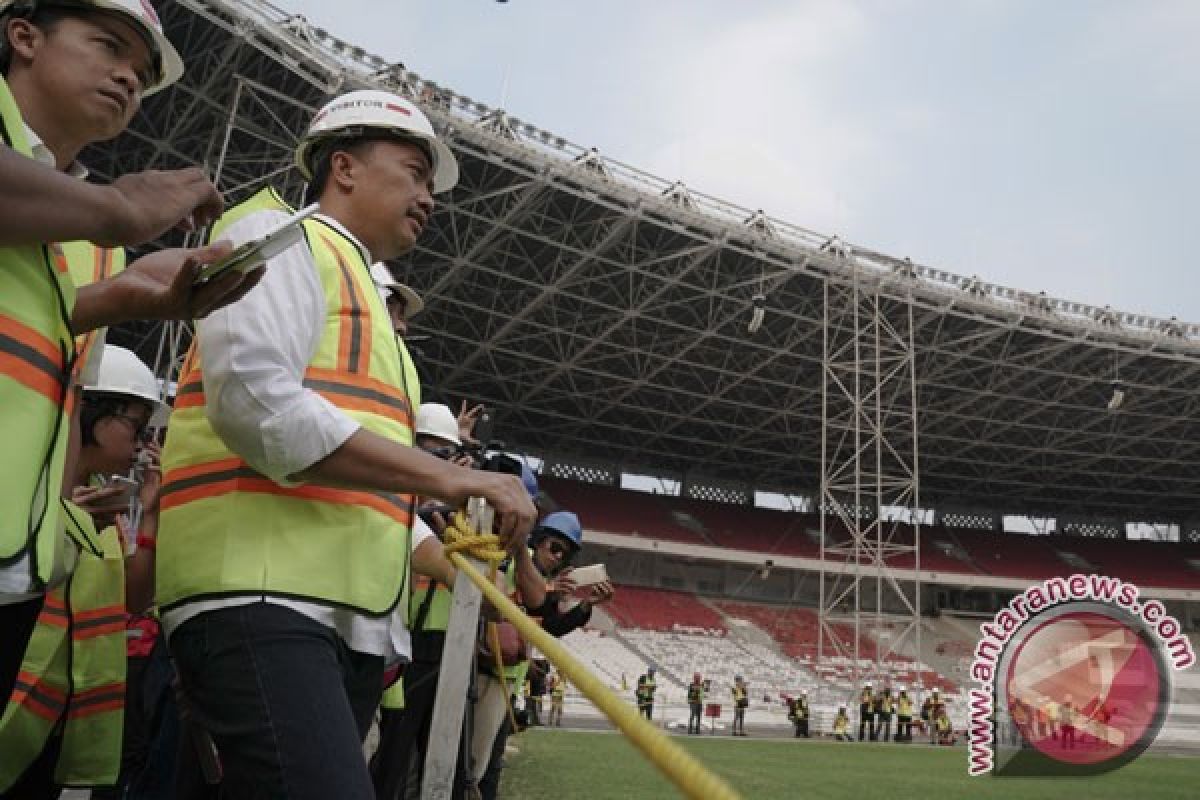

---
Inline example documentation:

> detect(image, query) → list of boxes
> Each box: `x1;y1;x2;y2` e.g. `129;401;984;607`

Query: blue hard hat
520;463;539;498
534;511;583;551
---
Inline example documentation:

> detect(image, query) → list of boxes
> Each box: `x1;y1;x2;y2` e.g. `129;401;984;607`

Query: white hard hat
370;263;424;320
0;1;184;94
415;403;461;447
295;90;458;193
83;345;168;426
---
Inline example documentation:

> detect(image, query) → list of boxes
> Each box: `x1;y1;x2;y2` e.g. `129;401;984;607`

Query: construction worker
548;672;566;727
935;708;955;745
833;706;851;741
687;672;705;735
0;0;250;721
874;686;893;742
0;346;167;795
637;667;658;720
476;511;594;800
156;90;537;799
371;402;540;800
731;675;748;736
789;690;810;738
370;262;424;339
895;687;913;742
858;682;874;741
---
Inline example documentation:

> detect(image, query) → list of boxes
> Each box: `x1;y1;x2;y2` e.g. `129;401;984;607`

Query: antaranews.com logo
967;574;1195;777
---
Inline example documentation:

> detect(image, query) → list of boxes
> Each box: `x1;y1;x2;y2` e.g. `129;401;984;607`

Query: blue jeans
170;603;383;800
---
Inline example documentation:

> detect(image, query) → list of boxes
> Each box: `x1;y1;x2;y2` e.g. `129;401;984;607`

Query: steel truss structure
818;263;921;686
90;3;1200;537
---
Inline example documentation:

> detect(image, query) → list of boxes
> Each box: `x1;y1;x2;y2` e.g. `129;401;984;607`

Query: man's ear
328;148;360;194
5;17;43;66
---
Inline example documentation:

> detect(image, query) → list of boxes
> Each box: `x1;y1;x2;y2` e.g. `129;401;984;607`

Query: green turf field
498;728;1200;799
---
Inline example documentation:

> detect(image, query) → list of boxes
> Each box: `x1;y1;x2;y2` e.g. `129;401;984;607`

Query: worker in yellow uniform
789;690;810;738
731;675;748;737
687;673;705;735
0;2;254;794
1;345;167;795
156;89;537;799
895;687;913;742
858;683;874;741
833;706;851;741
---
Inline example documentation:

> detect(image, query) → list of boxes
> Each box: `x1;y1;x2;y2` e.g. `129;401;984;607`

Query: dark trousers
370;658;471;800
0;596;59;799
0;597;43;711
874;714;892;742
858;709;873;741
170;603;383;800
896;715;912;742
688;703;702;734
639;703;654;720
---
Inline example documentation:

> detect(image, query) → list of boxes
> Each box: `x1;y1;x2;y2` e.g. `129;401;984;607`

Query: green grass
499;728;1200;799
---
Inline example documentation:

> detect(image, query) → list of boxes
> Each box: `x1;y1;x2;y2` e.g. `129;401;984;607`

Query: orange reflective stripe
302;367;412;427
173;378;205;409
72;604;126;641
10;670;68;723
161;459;412;528
320;233;369;376
67;681;126;720
0;314;66;403
47;243;70;275
37;593;70;629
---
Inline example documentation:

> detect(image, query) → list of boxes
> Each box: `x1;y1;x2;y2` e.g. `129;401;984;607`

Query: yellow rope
444;515;743;800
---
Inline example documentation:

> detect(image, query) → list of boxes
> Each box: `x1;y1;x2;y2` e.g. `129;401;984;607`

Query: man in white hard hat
156;90;536;799
0;2;254;789
0;0;230;250
371;261;424;338
0;345;167;794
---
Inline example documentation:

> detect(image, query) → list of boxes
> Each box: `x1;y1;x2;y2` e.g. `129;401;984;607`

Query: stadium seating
549;476;1200;589
541;477;709;545
602;585;726;635
557;628;672;694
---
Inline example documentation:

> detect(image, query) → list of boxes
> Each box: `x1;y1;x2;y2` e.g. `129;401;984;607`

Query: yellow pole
446;551;743;800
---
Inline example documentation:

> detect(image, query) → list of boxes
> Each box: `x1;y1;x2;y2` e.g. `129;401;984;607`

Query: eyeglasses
110;413;152;442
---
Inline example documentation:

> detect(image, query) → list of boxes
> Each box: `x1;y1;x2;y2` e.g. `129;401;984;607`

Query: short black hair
302;132;435;206
79;393;133;447
0;4;72;75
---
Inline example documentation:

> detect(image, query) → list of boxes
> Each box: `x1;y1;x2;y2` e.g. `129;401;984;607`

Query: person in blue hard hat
474;510;615;800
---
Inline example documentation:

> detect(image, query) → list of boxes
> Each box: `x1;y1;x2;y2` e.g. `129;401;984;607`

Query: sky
282;0;1199;321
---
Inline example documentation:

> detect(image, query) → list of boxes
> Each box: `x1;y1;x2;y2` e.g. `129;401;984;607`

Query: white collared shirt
160;207;422;661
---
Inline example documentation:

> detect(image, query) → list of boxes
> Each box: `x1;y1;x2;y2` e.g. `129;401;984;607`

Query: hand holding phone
568;563;609;588
194;203;319;284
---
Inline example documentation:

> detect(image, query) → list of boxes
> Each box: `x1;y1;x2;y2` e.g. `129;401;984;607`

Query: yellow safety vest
898;696;913;716
156;194;419;616
65;244;125;381
834;714;849;734
0;75;92;590
0;503;126;790
380;679;406;711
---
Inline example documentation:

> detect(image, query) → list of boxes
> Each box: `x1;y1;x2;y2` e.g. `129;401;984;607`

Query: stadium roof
98;0;1200;523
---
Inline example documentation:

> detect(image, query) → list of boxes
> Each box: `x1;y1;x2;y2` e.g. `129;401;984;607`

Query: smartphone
99;474;140;506
195;203;320;283
568;563;608;588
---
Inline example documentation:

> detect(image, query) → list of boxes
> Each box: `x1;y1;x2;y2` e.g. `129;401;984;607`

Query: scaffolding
818;255;922;692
